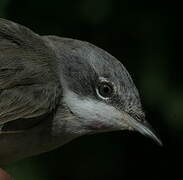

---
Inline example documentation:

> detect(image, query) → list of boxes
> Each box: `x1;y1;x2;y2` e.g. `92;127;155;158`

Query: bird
0;18;162;165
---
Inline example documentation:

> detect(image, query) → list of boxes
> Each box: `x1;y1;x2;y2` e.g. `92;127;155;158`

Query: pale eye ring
96;81;114;99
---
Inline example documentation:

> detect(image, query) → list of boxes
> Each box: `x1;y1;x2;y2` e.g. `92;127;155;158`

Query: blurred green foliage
0;0;181;179
0;0;9;16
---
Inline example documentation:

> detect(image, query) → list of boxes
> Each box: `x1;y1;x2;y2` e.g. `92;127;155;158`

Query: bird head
46;36;162;146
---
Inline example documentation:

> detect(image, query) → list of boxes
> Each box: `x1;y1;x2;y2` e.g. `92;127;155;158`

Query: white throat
62;89;124;133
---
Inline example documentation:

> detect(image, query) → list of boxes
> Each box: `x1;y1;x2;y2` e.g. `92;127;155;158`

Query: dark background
0;0;182;179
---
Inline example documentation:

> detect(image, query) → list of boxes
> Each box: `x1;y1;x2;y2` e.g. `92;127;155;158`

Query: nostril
128;110;146;123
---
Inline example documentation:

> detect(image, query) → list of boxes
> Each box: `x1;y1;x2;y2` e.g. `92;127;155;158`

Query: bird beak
122;111;162;146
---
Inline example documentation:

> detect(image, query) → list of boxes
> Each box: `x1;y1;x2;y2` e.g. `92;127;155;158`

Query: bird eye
97;82;114;99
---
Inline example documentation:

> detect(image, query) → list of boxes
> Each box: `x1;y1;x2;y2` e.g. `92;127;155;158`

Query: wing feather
0;19;61;130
